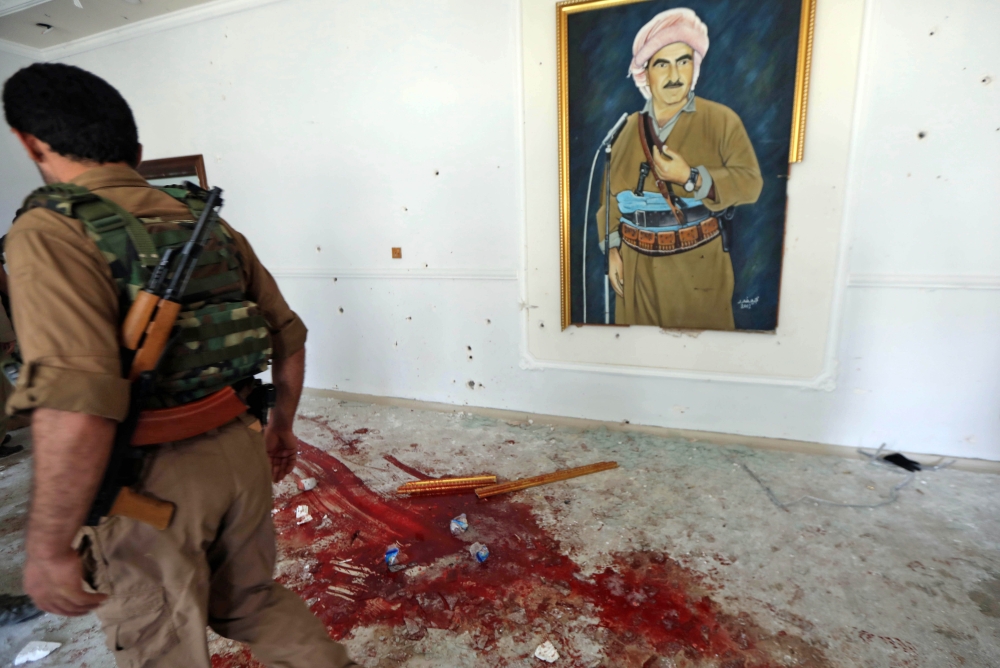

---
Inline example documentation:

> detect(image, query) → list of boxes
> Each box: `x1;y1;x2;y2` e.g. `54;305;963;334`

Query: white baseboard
848;274;1000;290
302;387;1000;474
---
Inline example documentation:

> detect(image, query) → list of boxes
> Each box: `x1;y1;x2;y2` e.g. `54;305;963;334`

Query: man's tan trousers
78;417;356;668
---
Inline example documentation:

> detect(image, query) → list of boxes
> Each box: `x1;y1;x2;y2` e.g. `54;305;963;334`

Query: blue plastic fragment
469;542;489;563
450;514;469;536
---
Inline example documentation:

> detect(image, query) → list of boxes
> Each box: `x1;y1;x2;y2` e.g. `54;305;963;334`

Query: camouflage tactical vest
17;183;272;408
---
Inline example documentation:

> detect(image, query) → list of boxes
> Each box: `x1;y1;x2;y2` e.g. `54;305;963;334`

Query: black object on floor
0;434;21;458
0;595;42;626
882;452;922;472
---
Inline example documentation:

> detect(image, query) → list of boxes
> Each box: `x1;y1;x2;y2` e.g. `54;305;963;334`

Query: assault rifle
85;184;224;530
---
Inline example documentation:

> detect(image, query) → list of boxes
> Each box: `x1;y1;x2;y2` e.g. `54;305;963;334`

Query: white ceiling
0;0;218;49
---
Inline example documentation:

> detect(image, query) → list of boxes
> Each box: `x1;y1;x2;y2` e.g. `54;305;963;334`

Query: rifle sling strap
75;197;161;268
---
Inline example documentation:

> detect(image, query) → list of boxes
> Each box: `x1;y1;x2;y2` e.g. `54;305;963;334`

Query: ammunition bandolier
17;184;271;408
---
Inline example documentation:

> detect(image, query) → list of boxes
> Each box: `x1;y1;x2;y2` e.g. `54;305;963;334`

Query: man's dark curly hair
3;63;139;165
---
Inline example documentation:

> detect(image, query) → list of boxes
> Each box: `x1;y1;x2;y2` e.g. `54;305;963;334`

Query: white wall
0;0;997;460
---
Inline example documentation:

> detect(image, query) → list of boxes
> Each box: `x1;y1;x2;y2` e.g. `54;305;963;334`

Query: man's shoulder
612;112;643;145
694;95;739;118
9;203;88;242
692;96;743;124
604;112;644;157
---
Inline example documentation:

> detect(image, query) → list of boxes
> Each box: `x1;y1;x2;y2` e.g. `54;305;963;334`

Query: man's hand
651;145;695;187
24;550;105;616
264;424;297;483
266;347;305;484
608;247;625;297
26;408;114;618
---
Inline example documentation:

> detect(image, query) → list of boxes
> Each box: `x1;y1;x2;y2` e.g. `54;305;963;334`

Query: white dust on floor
0;396;998;667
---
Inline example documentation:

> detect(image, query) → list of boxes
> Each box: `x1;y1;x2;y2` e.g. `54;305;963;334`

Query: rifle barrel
145;247;176;296
163;186;223;302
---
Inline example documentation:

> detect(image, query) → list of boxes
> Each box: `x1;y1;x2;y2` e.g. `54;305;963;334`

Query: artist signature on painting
737;296;759;310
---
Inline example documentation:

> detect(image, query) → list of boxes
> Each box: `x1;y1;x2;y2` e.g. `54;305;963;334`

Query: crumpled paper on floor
534;640;559;663
15;641;61;665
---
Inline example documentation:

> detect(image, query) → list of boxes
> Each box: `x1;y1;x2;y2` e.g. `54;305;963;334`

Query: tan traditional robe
596;97;763;330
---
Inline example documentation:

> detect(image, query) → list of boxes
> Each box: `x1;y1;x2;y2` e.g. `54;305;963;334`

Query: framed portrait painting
558;0;816;331
137;154;209;189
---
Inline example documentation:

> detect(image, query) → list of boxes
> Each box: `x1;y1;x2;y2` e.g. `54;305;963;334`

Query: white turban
628;8;709;100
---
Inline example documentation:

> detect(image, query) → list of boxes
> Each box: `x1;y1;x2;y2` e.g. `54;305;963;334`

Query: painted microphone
601;112;629;147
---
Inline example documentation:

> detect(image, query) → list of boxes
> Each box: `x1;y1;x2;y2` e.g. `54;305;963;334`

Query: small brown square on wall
391;247;402;259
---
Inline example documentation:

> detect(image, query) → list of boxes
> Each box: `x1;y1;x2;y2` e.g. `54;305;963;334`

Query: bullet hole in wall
616;333;620;338
918;131;927;139
339;307;344;313
467;381;475;389
983;76;993;85
539;322;545;328
486;319;491;324
316;245;321;252
467;346;472;351
435;170;440;176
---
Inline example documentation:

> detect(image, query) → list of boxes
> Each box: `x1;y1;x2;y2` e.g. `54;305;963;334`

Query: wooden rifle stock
108;487;174;531
121;290;160;351
128;300;181;381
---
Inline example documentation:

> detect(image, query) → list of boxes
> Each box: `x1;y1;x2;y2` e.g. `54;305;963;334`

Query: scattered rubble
295;504;313;524
534;641;559;663
468;542;489;563
450;513;469;535
15;641;61;665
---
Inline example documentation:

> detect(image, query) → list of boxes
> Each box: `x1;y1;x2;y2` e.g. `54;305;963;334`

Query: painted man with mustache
596;8;762;330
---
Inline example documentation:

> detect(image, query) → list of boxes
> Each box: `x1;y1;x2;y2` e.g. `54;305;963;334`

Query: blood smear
212;441;829;668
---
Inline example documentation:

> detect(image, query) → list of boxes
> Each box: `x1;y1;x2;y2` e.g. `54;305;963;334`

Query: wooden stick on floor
475;461;618;499
397;475;497;496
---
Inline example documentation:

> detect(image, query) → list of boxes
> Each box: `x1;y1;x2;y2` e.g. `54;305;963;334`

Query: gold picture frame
557;0;818;330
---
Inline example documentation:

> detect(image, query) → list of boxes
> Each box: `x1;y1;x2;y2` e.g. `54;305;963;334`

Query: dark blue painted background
567;0;801;330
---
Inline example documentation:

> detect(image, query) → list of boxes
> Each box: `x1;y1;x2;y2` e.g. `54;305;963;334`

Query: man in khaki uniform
597;8;763;330
4;63;356;667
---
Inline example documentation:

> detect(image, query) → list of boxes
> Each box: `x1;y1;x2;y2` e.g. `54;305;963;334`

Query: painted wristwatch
684;167;699;192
